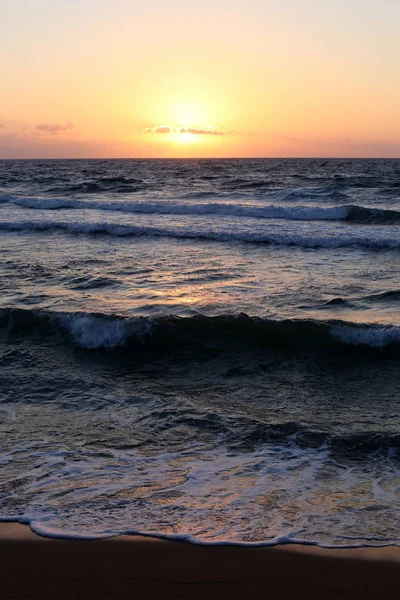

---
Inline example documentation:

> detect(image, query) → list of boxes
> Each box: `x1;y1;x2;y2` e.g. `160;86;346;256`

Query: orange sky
1;0;400;158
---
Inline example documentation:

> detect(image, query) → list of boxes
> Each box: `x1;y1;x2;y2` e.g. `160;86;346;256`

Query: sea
0;158;399;547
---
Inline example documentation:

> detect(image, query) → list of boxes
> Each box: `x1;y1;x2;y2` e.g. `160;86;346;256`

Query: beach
1;523;400;599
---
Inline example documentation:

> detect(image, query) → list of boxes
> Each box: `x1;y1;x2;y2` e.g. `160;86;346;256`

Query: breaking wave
2;308;400;352
2;193;400;224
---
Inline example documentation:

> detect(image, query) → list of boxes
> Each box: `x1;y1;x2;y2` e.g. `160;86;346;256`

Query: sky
1;0;400;158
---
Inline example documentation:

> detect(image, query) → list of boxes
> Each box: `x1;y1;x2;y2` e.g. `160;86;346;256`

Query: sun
144;97;226;146
175;132;198;144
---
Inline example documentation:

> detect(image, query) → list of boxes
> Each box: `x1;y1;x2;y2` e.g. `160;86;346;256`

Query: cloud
145;125;230;136
0;124;4;129
36;122;74;134
179;127;226;136
144;126;173;134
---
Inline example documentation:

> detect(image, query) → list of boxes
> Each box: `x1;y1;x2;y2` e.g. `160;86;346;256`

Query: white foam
2;439;399;548
59;314;152;349
331;324;400;348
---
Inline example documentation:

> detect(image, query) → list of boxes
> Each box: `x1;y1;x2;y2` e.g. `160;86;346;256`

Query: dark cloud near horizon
36;122;74;134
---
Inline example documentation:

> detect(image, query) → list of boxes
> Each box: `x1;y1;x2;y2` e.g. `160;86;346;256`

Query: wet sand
1;523;400;599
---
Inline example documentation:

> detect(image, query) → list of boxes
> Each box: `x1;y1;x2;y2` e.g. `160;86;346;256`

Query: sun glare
172;102;207;127
144;96;227;147
176;132;198;144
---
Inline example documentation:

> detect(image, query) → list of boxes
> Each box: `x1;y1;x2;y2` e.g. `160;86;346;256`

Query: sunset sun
175;131;198;144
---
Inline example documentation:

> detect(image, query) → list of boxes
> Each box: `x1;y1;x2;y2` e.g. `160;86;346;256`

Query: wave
45;176;145;195
220;177;277;190
274;185;350;202
0;218;399;249
1;308;400;352
346;205;400;224
0;193;347;219
331;324;400;348
227;422;400;460
299;290;400;311
298;298;356;310
2;193;400;224
361;290;400;302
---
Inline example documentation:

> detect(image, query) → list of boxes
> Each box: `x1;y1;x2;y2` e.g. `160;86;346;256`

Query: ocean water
1;158;400;546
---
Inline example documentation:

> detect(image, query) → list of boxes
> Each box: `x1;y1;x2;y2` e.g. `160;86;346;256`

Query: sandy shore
1;523;400;599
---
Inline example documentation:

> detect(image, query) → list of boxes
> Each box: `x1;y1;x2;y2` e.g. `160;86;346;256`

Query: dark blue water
0;159;399;545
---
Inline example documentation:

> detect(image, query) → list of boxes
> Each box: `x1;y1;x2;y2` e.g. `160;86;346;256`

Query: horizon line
1;156;400;161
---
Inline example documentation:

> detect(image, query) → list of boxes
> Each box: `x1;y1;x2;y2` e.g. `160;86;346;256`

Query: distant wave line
0;218;399;249
1;193;400;224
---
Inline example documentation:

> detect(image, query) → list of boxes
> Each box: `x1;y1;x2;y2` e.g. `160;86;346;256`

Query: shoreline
1;523;400;599
3;521;400;555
